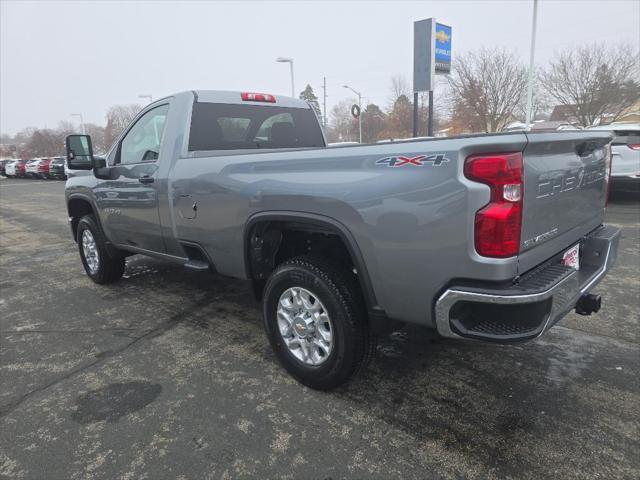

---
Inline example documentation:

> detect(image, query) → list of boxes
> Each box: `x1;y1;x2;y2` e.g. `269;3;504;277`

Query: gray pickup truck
64;90;620;389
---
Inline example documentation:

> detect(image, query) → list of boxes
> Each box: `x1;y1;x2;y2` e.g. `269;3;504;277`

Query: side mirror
65;135;94;170
91;155;113;180
93;156;107;169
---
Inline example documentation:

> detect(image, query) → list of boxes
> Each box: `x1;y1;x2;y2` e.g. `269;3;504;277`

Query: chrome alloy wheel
81;229;100;275
277;287;333;365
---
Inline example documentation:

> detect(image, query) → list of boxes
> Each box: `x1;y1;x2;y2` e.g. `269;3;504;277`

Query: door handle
139;175;154;184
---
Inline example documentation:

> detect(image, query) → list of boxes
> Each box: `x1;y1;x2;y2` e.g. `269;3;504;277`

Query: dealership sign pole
413;18;451;137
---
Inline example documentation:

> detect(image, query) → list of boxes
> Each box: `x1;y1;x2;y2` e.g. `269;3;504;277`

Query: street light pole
524;0;539;130
276;57;295;97
343;85;362;143
138;94;153;104
322;76;327;128
70;113;85;135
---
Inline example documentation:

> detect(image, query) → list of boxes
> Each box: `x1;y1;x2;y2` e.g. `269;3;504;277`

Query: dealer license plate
562;244;580;270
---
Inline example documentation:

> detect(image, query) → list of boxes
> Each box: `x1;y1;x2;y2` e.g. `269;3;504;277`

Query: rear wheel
77;214;125;284
263;255;376;390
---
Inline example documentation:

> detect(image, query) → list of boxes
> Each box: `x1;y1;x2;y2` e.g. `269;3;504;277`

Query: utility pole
413;92;419;137
138;94;153;104
524;0;539;129
322;76;327;127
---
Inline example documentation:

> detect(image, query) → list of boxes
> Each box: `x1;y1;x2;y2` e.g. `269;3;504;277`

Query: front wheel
263;255;376;390
76;214;125;284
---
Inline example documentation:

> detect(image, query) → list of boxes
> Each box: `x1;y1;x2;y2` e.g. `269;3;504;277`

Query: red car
37;158;52;178
14;159;29;177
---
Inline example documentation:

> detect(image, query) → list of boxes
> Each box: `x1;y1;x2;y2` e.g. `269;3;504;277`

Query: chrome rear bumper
434;225;620;342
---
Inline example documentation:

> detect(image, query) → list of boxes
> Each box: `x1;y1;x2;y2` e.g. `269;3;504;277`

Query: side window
119;104;169;165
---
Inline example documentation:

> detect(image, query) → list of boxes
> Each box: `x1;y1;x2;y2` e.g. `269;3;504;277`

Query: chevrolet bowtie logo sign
435;30;450;43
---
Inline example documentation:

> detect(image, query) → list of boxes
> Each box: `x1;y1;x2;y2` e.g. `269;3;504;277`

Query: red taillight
628;144;640;150
464;152;523;258
241;92;276;103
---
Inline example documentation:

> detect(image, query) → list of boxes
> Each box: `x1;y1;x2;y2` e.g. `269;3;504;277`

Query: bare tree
539;43;639;126
361;104;386;143
7;106;133;159
85;123;107;153
447;48;528;133
25;129;61;157
327;100;358;142
380;94;413;140
104;104;142;148
388;75;411;108
513;87;551;123
57;120;76;135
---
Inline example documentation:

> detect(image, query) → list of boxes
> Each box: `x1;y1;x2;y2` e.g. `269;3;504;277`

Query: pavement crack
0;294;214;418
0;328;143;335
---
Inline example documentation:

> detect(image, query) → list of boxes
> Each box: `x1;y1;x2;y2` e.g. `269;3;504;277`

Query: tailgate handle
139;175;154;184
576;141;599;157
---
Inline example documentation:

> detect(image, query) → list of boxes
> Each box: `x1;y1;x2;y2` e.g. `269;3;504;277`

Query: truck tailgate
518;131;612;273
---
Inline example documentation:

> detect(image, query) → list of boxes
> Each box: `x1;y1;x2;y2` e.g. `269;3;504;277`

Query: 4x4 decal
376;154;450;167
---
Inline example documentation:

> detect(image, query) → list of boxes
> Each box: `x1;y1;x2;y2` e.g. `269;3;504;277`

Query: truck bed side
168;128;528;326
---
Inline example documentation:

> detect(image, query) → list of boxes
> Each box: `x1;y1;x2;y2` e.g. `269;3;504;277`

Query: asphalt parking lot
0;179;638;480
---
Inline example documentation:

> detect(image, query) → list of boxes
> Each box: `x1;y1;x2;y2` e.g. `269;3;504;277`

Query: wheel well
68;198;95;241
246;219;372;306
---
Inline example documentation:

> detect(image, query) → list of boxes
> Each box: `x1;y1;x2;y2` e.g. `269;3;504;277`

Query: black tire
76;214;125;284
263;255;376;390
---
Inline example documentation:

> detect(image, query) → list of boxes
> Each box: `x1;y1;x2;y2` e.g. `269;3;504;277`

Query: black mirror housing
65;135;94;170
91;156;113;180
93;156;107;169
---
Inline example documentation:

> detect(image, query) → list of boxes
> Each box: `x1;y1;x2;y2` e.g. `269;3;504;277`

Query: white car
4;160;18;177
24;158;42;177
589;123;640;193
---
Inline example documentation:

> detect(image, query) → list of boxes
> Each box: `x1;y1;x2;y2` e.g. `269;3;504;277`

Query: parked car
48;157;67;179
10;159;30;178
37;158;53;178
589;123;640;193
64;90;619;390
24;159;41;178
0;159;11;177
4;159;18;177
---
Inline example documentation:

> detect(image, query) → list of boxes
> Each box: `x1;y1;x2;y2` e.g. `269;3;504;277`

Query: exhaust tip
575;294;601;316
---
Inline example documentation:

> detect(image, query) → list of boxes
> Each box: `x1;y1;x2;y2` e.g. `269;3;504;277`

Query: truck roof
192;90;311;109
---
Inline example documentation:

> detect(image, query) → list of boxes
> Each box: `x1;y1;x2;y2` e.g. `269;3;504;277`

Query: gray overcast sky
1;0;638;135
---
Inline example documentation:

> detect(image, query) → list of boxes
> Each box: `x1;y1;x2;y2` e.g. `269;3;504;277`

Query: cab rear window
188;102;325;151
